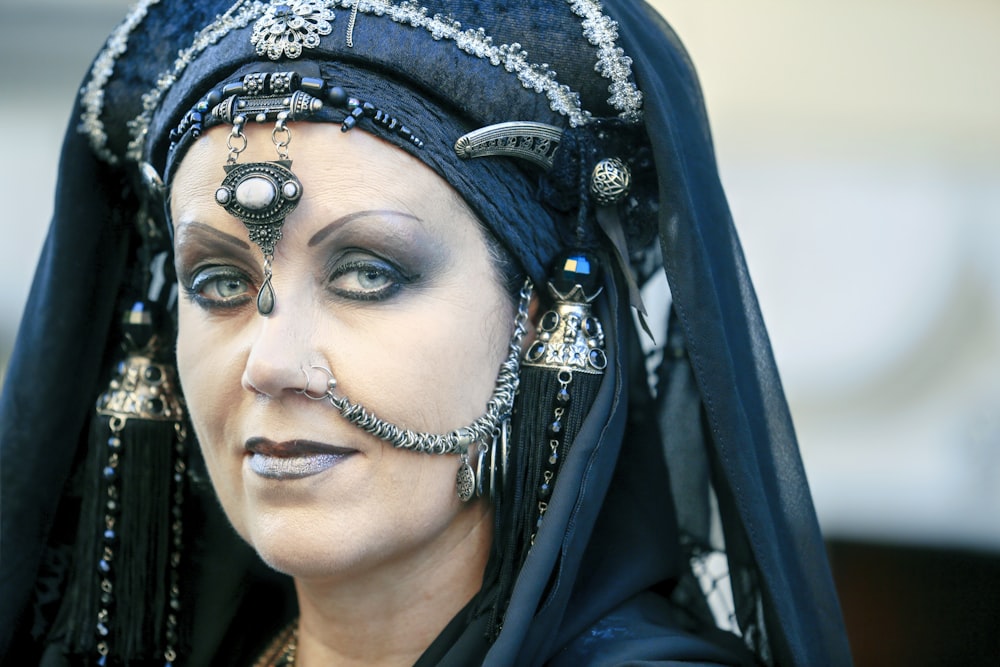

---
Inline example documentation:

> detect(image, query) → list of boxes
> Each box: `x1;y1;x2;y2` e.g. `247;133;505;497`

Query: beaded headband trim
80;0;643;165
79;0;162;166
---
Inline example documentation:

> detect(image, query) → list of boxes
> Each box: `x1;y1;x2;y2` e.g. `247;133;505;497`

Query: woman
0;0;851;665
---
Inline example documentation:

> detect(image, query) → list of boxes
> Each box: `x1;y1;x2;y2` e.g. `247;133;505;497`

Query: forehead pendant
213;73;307;315
215;156;301;315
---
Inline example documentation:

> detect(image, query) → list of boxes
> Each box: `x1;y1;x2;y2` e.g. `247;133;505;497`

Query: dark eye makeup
174;212;434;311
182;265;254;310
326;252;414;302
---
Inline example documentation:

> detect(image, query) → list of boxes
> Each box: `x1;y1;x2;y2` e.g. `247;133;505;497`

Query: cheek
333;295;511;431
175;305;239;449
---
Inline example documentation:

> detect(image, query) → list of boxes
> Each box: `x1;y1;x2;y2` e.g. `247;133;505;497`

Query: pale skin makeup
171;122;521;666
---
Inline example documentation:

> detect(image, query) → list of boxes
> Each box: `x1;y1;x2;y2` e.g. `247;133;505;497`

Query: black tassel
487;252;607;637
51;303;186;665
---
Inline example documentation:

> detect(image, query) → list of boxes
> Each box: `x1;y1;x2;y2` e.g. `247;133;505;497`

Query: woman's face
171;122;514;582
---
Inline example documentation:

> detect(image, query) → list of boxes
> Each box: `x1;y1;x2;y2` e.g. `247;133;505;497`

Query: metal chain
322;279;532;455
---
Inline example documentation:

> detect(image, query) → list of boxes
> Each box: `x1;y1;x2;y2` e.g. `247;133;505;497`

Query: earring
472;418;509;502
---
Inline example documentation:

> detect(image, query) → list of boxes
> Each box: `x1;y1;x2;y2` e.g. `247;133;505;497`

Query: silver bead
589;157;632;206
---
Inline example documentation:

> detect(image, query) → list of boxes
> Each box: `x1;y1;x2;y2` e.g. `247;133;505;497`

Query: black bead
556;386;571;404
301;77;324;93
144;365;162;382
328;86;347;106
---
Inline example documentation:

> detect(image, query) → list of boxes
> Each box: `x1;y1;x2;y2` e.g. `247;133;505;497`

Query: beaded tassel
54;303;187;665
486;251;607;636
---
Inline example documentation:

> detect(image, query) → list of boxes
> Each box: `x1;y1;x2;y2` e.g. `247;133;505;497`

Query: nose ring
298;365;336;400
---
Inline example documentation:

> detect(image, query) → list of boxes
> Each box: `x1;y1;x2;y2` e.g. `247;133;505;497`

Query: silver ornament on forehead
215;160;303;315
251;0;336;60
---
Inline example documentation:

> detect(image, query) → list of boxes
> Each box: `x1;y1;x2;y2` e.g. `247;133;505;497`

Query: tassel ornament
54;303;187;665
488;251;607;635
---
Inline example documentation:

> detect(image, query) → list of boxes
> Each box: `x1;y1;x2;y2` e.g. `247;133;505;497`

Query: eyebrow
174;221;250;250
307;210;421;247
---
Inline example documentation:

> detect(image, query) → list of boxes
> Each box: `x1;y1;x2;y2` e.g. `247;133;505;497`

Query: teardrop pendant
257;276;275;315
456;454;475;502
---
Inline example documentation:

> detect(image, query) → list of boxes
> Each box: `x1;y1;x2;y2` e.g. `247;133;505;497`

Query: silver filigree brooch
251;0;336;60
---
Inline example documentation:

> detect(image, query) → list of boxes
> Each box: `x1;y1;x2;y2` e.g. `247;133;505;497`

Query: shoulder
546;592;754;667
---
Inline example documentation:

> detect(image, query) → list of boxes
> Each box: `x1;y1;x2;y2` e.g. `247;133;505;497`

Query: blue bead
98;559;110;573
103;467;116;480
104;529;116;541
551;251;601;293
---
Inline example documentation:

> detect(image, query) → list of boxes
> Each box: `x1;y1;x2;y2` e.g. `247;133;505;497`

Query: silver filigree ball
589;157;632;206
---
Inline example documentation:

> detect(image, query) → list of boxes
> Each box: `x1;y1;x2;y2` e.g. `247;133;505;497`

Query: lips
245;438;355;480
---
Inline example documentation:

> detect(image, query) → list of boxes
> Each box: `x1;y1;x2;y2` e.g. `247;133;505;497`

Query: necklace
253;618;298;667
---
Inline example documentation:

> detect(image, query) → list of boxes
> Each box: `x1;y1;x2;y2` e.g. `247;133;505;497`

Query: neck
291;502;492;667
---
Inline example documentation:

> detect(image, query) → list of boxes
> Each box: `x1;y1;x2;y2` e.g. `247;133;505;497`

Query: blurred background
1;0;998;664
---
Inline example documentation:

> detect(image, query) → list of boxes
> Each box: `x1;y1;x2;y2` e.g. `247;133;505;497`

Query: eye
184;266;253;308
328;258;407;301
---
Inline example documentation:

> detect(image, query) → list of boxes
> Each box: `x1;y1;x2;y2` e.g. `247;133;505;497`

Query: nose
241;306;316;398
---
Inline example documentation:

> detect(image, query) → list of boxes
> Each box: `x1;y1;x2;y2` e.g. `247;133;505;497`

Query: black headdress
0;1;851;665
